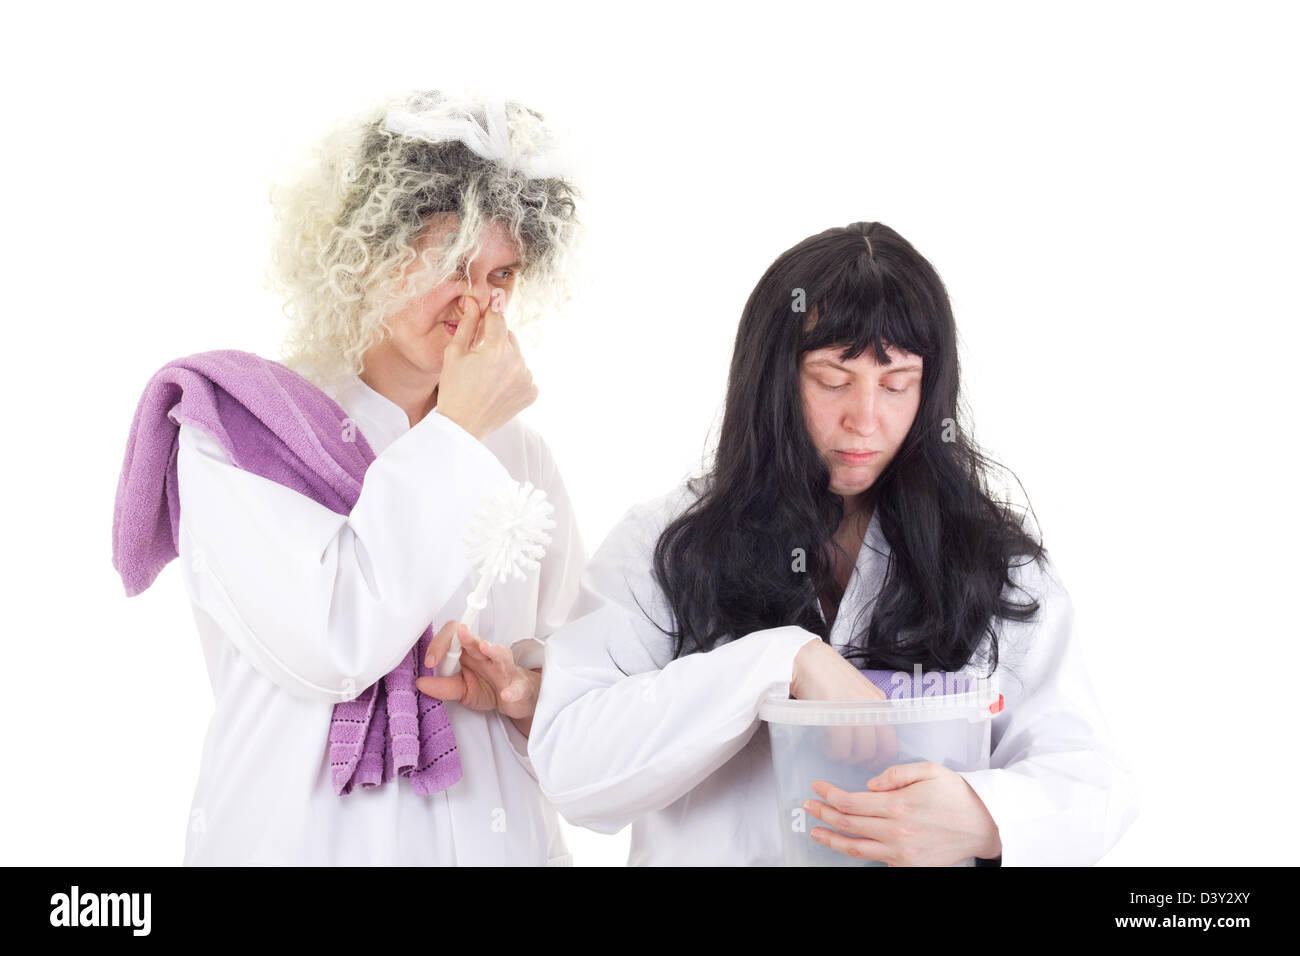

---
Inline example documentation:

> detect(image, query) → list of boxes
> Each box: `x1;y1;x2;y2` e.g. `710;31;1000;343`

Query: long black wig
650;222;1046;675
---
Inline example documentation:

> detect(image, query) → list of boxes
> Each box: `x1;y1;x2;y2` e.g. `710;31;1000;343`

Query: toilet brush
437;479;556;677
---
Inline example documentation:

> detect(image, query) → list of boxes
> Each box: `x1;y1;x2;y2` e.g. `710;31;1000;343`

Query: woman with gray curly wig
115;89;586;865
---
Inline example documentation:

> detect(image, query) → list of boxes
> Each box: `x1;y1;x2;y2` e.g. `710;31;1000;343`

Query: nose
842;389;879;437
456;273;492;316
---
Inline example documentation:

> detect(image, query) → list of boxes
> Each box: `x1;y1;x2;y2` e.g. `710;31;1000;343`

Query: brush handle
436;582;490;677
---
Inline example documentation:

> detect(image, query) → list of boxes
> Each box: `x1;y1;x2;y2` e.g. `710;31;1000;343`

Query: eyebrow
455;258;523;273
806;358;923;375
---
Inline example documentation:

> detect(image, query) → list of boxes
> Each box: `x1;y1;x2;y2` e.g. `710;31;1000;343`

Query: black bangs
797;268;936;367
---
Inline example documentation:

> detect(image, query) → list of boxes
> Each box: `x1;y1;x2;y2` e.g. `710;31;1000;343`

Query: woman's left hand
416;623;542;734
803;762;1002;866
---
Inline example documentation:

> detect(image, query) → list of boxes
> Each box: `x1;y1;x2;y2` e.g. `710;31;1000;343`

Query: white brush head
464;480;557;584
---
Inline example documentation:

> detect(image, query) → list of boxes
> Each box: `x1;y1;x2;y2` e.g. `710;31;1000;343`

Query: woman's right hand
791;638;887;702
435;291;537;440
791;638;897;765
417;621;539;730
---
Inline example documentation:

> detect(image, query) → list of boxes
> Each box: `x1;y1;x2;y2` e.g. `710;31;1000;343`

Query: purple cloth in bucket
860;668;979;700
111;349;462;797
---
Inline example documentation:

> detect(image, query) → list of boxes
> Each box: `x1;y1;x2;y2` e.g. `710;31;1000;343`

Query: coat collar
819;504;891;646
322;373;417;455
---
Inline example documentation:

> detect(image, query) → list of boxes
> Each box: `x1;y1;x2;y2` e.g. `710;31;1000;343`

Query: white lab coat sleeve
491;430;588;778
175;410;514;702
955;559;1140;866
528;498;821;834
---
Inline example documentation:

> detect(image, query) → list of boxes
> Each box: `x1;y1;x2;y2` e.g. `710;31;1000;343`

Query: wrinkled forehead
419;213;518;252
471;220;522;262
413;214;523;277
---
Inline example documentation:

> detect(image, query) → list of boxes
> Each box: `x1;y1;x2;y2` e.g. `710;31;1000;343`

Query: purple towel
112;349;463;797
860;667;980;699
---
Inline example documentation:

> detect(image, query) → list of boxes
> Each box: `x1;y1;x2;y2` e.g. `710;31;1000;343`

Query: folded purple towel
112;349;462;797
860;667;980;699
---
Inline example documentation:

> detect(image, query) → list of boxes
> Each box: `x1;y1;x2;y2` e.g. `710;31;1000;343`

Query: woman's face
799;343;924;505
381;215;522;379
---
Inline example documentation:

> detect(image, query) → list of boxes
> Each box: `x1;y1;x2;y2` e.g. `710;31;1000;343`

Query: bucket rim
759;677;1001;725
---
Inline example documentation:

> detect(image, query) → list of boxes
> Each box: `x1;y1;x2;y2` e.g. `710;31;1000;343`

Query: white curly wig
266;89;583;393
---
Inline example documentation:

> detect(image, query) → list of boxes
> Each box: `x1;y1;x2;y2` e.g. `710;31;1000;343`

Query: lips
834;449;880;464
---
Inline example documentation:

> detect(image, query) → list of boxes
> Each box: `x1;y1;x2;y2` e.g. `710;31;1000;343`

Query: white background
2;0;1296;866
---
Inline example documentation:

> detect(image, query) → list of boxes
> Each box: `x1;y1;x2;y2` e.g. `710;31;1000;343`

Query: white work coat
174;367;583;865
529;485;1140;866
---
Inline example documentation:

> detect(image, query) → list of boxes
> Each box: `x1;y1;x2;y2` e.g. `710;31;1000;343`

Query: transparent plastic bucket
760;670;1000;867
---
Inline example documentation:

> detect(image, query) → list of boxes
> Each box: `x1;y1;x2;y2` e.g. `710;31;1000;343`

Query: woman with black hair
527;222;1138;866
